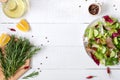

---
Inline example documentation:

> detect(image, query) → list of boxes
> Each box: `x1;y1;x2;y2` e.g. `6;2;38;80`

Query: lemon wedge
0;33;10;47
16;19;30;32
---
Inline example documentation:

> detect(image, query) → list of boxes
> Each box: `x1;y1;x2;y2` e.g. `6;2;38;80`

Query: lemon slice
0;33;10;47
16;19;30;32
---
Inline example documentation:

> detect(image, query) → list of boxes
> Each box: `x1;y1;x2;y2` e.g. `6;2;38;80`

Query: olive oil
2;0;29;18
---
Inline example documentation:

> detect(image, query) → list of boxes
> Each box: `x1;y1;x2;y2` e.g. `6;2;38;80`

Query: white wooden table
0;0;120;80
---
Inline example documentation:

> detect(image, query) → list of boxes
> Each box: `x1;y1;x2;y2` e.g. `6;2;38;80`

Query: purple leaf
91;53;100;65
118;29;120;34
103;15;113;23
112;32;119;38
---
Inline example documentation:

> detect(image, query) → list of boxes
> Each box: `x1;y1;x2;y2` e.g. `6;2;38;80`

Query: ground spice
89;4;99;15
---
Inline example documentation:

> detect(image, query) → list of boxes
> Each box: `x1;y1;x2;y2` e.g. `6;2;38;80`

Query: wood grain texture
0;0;120;80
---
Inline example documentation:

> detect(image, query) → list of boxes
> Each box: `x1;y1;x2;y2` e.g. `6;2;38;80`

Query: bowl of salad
84;15;120;66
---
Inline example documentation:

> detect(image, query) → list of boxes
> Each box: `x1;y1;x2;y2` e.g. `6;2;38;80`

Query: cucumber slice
110;50;116;57
88;28;94;39
94;29;98;37
102;46;106;54
114;37;118;45
95;52;104;60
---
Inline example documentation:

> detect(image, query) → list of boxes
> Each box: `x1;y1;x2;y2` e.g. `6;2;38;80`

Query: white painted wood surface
0;0;120;80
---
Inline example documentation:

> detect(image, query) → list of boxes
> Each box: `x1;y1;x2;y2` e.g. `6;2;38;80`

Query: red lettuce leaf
103;15;113;23
91;53;100;65
112;32;119;38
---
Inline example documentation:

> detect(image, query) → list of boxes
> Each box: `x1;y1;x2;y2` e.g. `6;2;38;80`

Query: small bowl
88;3;102;15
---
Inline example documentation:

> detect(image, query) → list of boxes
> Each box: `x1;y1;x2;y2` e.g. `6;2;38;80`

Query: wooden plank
0;0;120;23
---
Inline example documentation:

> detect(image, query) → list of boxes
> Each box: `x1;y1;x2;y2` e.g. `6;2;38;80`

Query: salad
84;15;120;66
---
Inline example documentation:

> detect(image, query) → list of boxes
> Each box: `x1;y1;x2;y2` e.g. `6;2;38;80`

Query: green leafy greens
22;71;39;79
0;35;40;80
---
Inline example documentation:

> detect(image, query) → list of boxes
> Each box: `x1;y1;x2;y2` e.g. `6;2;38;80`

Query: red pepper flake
91;53;100;65
86;76;96;79
107;67;111;75
24;66;30;69
8;28;16;32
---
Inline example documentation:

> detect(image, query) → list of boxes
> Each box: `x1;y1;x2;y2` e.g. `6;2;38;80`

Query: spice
41;44;43;46
9;28;16;32
46;56;48;59
32;35;34;38
86;76;96;79
24;66;30;69
113;4;116;7
45;37;48;39
107;67;111;75
40;63;42;65
47;40;50;43
88;4;99;15
79;5;81;8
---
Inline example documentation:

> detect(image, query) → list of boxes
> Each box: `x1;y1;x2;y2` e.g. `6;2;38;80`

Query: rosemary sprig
22;71;39;79
0;35;40;80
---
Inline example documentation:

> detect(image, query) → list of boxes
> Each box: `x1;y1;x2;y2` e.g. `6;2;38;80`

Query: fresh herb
22;71;39;79
0;35;40;80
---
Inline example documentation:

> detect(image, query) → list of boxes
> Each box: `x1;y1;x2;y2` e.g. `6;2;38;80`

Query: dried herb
86;76;96;79
0;35;40;80
22;71;39;79
8;28;16;32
